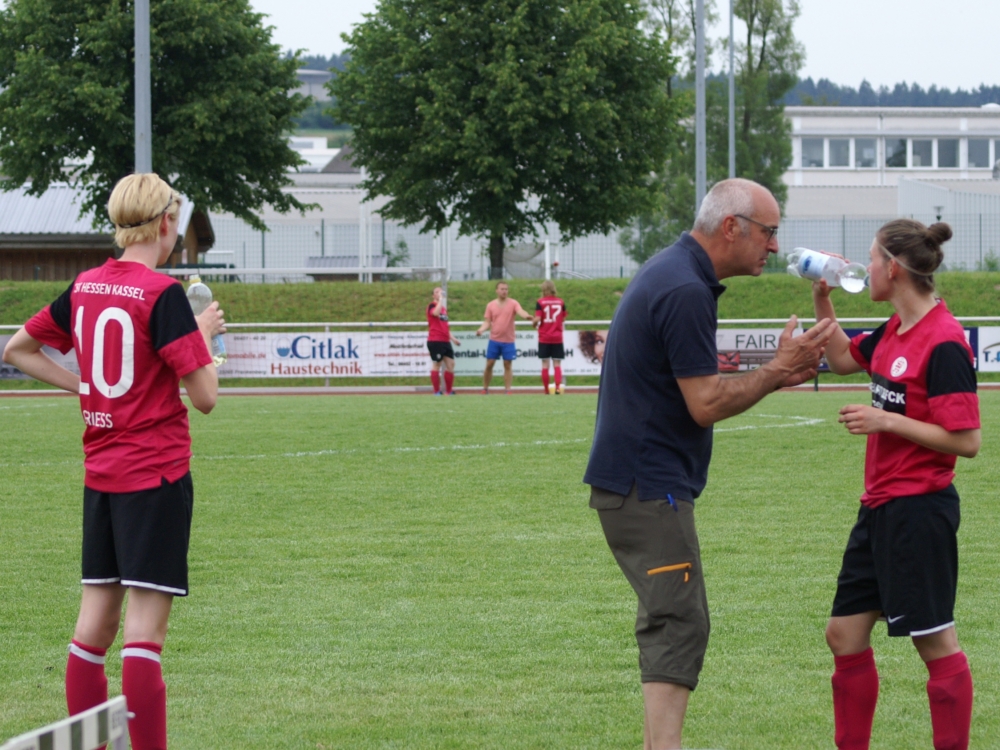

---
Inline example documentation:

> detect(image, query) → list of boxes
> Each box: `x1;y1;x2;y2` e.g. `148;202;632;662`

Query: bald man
584;178;835;749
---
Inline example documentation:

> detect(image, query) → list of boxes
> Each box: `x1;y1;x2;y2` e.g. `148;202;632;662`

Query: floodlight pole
728;0;736;178
135;0;152;173
694;0;706;216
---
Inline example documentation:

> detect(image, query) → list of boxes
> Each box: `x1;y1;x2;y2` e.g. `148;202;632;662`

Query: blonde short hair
540;280;556;296
107;173;181;249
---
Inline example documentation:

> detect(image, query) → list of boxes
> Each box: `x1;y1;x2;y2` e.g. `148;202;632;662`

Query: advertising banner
0;335;80;379
220;330;607;378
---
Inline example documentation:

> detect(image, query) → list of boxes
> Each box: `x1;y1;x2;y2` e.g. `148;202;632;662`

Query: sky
248;0;1000;92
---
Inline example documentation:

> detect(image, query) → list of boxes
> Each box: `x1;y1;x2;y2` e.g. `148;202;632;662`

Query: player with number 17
2;173;225;750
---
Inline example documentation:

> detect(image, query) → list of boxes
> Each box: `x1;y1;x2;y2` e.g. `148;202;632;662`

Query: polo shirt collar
678;232;726;299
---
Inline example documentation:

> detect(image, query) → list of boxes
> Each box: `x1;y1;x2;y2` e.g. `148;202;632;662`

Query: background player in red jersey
426;286;461;395
813;220;979;750
533;280;567;393
2;173;225;750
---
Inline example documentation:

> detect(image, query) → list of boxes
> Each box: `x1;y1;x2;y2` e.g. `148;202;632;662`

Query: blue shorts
486;340;517;361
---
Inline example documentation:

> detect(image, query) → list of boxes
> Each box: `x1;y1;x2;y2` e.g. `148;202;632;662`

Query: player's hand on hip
839;403;887;435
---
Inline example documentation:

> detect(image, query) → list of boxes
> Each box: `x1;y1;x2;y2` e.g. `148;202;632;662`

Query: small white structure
288;136;340;172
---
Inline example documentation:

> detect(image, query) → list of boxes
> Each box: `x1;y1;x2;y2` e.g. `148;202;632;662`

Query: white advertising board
219;330;607;378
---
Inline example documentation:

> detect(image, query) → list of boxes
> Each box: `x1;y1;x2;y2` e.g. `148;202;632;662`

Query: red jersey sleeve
925;341;980;431
149;283;212;378
24;282;74;354
849;322;888;374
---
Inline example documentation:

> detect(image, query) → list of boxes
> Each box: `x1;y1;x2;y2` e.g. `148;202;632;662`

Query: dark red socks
66;640;108;715
430;370;441;393
832;648;879;750
926;651;973;750
122;641;167;750
443;370;454;394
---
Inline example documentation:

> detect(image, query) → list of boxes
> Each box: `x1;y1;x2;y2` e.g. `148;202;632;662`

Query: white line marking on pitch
716;414;825;433
0;416;824;468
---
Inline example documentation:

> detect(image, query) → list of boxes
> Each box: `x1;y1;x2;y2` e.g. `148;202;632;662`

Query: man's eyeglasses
734;214;779;241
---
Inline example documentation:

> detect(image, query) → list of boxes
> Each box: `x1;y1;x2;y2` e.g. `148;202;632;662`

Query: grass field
2;391;999;749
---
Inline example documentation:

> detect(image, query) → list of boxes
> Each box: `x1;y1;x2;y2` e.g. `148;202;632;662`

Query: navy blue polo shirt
583;232;726;502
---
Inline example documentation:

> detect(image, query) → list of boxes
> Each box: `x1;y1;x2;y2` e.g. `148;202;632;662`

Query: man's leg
643;682;690;750
483;359;496;392
503;359;513;391
122;588;174;750
827;612;881;750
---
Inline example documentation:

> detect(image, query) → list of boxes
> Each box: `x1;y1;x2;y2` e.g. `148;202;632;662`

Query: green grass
5;273;1000;328
2;392;998;748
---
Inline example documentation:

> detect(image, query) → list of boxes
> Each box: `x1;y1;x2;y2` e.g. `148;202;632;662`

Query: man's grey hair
693;178;762;235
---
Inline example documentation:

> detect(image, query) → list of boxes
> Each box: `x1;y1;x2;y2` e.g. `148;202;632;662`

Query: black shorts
427;341;455;362
82;473;194;597
831;485;959;637
537;343;565;360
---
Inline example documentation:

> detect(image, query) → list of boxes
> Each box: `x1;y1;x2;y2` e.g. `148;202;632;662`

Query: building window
802;138;824;167
885;139;906;167
969;139;991;168
856;138;877;168
829;139;850;167
912;139;933;167
938;139;958;168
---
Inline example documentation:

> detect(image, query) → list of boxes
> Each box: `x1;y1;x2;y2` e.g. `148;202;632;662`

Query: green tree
0;0;309;229
331;0;678;279
620;0;801;265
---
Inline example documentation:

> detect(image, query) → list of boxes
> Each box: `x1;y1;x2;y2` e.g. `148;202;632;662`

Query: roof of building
0;183;196;236
786;105;1000;118
322;143;360;174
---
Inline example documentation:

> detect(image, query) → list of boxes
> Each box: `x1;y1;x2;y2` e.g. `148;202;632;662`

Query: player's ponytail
876;218;951;294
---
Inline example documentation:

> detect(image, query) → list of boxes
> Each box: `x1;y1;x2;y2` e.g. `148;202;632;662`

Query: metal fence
780;214;1000;270
209;215;638;282
206;212;1000;282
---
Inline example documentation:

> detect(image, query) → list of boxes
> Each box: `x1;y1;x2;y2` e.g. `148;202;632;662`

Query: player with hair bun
3;173;225;750
813;219;980;750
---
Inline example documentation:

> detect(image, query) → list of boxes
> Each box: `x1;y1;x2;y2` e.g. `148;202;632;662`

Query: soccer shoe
556;384;564;394
447;391;457;395
434;391;443;396
505;389;513;395
481;389;489;395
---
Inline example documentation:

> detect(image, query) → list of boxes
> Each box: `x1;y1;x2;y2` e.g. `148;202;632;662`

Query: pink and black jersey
426;302;451;342
25;259;212;493
849;300;979;508
535;296;566;344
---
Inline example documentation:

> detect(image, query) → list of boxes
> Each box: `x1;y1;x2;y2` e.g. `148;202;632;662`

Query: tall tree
331;0;678;279
620;0;801;265
0;0;308;229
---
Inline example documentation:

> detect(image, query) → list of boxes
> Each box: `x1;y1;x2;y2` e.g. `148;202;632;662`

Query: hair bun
926;222;953;245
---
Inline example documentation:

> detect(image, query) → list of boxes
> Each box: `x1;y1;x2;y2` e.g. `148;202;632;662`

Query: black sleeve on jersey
926;341;977;397
535;301;542;311
150;283;200;351
856;321;888;363
48;281;75;335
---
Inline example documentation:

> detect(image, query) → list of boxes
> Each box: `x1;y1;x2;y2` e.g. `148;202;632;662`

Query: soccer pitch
2;391;998;749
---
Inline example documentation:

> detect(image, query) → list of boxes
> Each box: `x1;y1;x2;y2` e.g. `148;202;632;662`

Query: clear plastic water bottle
786;248;868;294
186;275;228;367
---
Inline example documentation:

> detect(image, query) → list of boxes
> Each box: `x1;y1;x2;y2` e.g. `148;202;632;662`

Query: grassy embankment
3;274;999;388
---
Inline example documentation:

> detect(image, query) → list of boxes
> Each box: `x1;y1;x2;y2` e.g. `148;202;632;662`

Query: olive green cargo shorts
591;484;710;690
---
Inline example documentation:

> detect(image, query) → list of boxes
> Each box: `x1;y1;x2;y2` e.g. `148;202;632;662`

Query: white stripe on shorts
120;579;186;596
81;577;121;585
121;647;161;663
910;621;955;637
69;643;105;665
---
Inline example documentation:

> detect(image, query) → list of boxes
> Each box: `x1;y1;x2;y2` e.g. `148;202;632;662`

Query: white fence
1;697;128;750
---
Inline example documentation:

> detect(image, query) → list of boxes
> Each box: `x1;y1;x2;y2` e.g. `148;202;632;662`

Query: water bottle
786;248;868;294
186;275;228;367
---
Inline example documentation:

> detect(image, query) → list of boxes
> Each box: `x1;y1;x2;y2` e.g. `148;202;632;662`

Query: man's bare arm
677;316;835;427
